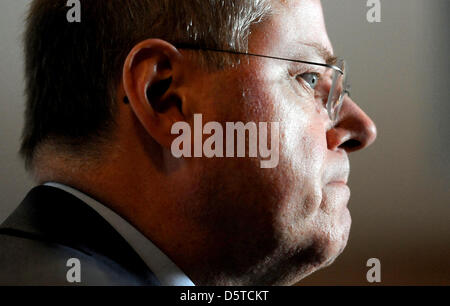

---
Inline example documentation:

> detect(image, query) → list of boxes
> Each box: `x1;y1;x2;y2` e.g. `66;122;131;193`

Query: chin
324;223;351;268
308;211;352;269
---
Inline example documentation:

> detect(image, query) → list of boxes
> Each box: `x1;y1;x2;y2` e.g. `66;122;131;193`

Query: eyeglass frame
174;45;350;125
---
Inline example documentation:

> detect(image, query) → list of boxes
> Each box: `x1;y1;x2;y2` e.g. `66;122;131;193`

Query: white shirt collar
44;182;195;286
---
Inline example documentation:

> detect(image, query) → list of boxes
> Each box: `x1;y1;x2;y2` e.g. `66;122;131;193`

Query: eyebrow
300;42;338;66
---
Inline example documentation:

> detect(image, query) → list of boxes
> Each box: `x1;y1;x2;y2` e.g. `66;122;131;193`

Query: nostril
339;139;361;151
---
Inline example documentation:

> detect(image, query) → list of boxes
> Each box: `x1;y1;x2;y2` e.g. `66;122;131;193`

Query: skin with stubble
36;0;376;285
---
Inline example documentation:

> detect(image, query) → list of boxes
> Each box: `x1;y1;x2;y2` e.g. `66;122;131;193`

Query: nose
326;97;377;152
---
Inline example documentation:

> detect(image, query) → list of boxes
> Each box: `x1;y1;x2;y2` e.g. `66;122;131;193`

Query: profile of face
167;0;376;285
125;0;376;286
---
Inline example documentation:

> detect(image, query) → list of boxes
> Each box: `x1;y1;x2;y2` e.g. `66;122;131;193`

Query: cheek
274;86;328;217
218;65;329;222
239;69;328;199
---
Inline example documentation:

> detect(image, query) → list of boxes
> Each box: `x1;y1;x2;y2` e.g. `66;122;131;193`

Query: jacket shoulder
0;186;160;285
0;231;147;285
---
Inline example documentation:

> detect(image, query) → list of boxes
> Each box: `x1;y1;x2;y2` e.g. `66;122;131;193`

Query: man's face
174;0;375;285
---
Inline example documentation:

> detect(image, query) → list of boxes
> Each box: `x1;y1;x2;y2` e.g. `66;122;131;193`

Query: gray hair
126;0;273;68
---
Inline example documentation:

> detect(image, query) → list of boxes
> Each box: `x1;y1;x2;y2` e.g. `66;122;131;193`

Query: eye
296;72;320;90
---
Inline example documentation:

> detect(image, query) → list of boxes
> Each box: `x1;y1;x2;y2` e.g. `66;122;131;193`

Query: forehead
250;0;333;61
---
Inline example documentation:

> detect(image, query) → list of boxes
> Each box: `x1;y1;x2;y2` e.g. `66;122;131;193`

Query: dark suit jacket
0;186;160;285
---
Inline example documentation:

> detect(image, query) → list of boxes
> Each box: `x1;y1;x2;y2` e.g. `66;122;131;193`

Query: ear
123;39;185;148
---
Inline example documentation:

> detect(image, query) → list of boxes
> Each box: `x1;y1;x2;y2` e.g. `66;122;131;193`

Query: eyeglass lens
326;60;347;124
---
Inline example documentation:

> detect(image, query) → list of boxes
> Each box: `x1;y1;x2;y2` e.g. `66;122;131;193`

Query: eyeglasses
176;46;349;125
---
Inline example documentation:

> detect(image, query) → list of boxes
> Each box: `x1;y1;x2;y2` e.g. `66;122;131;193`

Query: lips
327;180;348;186
320;179;351;212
